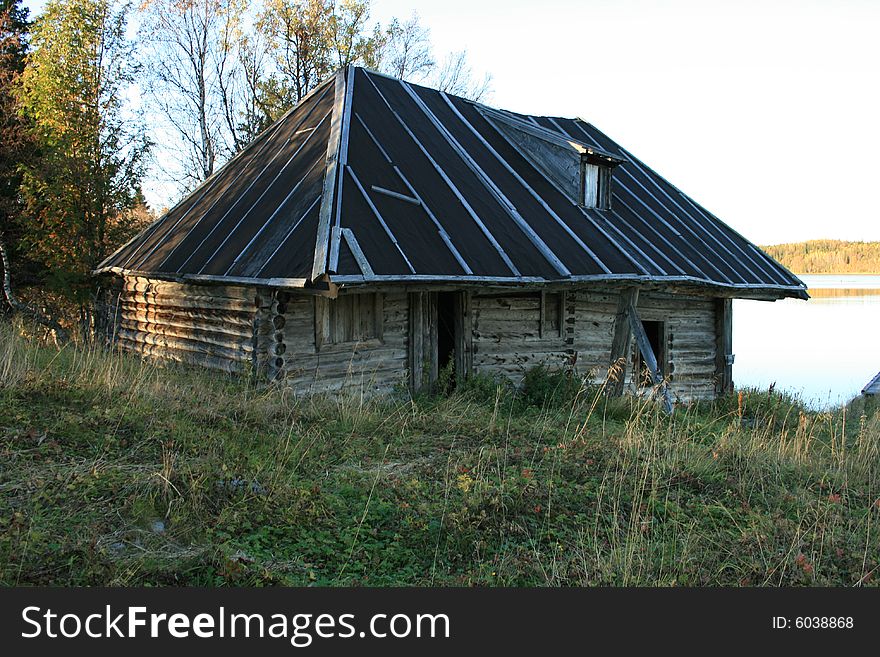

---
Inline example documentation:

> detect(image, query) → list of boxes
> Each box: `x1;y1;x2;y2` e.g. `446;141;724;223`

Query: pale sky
368;0;880;245
22;0;880;245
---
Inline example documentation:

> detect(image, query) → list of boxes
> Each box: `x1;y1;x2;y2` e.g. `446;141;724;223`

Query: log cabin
93;66;808;404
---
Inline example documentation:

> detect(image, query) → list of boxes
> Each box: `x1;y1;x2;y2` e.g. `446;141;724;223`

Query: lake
733;274;880;408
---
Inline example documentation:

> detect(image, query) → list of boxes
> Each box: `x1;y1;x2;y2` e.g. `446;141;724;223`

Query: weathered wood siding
98;275;721;402
266;290;408;394
637;292;718;401
471;292;575;382
570;289;618;380
100;276;266;373
470;287;718;402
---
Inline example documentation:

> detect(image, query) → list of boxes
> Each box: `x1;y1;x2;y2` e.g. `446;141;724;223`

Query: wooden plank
714;297;733;395
370;185;420;205
341;227;375;279
328;65;356;273
311;68;346;281
374;293;385;344
408;292;424;392
454;291;472;383
539;291;546;339
625;302;674;414
608;287;639;396
314;296;329;352
427;292;438;387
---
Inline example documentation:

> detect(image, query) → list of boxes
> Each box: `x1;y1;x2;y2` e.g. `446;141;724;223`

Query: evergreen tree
17;0;150;305
0;0;33;302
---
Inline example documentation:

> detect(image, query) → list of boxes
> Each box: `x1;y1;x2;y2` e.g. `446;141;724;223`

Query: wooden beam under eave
714;297;733;396
608;287;639;396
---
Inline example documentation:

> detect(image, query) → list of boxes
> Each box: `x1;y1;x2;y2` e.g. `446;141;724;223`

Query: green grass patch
1;323;878;586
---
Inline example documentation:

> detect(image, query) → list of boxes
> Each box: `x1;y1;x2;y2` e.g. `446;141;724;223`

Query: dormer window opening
580;158;612;210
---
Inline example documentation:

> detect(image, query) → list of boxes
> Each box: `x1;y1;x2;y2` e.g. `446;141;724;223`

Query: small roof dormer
479;107;623;210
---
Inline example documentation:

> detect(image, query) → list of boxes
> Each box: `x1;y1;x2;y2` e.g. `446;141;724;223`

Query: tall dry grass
1;322;878;586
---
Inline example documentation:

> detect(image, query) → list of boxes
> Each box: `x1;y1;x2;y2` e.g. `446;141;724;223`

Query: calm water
733;274;880;408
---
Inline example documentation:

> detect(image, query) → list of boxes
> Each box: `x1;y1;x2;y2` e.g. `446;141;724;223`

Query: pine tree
17;0;150;307
0;0;35;312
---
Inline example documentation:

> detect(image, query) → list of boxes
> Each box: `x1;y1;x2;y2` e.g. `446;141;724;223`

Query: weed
0;323;878;586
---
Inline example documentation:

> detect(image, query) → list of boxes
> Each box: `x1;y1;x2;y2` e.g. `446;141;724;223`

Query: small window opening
317;293;383;348
580;159;612;210
540;291;565;338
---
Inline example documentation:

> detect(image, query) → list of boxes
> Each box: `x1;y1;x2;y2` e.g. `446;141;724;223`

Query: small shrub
518;365;582;409
457;371;513;404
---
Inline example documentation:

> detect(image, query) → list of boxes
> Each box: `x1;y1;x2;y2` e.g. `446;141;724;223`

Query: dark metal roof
863;371;880;395
97;66;807;299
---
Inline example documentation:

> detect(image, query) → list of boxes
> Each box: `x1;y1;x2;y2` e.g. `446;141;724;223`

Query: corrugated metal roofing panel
96;65;807;300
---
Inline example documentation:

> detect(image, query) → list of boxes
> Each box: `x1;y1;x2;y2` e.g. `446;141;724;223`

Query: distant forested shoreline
761;240;880;274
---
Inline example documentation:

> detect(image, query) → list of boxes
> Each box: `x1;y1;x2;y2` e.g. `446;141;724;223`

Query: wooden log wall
269;290;409;395
471;292;576;383
636;292;718;401
570;288;620;382
107;276;266;373
100;275;722;402
470;287;719;402
408;291;438;393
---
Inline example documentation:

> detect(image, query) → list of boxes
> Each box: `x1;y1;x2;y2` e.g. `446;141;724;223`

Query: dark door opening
636;320;665;384
437;292;457;388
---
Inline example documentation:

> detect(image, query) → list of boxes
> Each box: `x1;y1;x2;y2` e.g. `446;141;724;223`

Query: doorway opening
636;320;666;385
437;292;457;390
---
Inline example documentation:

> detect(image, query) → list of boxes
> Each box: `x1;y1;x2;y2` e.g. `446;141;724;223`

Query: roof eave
327;272;810;300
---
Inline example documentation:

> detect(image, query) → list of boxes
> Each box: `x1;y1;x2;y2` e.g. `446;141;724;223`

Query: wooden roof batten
400;79;572;278
449;97;618;275
566;119;793;286
94;65;808;302
468;104;662;278
312;68;348;280
548;117;738;284
358;70;521;277
352;112;473;275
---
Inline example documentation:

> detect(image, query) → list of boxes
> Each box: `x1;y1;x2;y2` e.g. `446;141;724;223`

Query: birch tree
0;0;33;314
435;50;491;102
378;12;433;81
256;0;381;122
140;0;248;189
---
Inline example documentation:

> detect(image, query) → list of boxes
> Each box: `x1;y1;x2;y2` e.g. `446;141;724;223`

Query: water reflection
733;275;880;408
806;287;880;299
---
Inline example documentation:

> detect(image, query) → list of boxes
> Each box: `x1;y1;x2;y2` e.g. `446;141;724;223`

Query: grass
1;321;879;586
